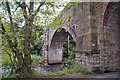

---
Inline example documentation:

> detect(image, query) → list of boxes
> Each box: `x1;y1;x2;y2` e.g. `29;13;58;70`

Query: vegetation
2;53;20;78
31;54;44;66
1;1;66;78
30;27;43;56
35;63;93;78
0;1;92;78
63;35;76;62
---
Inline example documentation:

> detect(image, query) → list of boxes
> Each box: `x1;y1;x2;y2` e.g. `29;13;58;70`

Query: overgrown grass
37;68;92;78
3;74;20;78
31;54;44;66
35;63;93;78
1;53;14;78
2;53;12;67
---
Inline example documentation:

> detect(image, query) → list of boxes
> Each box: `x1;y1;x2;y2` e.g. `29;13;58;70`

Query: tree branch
1;18;23;63
32;1;45;19
15;1;23;8
15;1;28;20
13;5;19;14
2;22;16;52
6;2;19;49
29;2;34;21
7;52;13;64
29;2;34;14
1;23;6;34
6;2;13;30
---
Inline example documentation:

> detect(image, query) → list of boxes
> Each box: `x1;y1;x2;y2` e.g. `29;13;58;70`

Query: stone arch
49;27;77;46
101;2;120;71
48;28;76;64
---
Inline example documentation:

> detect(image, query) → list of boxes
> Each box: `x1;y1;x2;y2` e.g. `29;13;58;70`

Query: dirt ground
61;72;120;78
47;72;120;78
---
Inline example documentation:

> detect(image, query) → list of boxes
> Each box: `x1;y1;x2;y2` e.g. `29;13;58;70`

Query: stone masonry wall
94;2;120;71
42;2;120;71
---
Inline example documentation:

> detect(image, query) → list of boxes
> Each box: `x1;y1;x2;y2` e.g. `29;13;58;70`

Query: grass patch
35;63;93;78
31;54;44;66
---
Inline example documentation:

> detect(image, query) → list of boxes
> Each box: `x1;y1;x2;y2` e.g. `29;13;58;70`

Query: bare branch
6;2;19;48
1;18;6;34
29;2;34;21
16;2;23;8
26;4;30;12
32;1;45;19
15;1;28;20
6;2;13;30
29;2;34;14
13;6;19;14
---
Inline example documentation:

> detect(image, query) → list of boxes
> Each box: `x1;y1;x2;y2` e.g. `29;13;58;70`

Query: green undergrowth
35;63;93;78
31;54;45;66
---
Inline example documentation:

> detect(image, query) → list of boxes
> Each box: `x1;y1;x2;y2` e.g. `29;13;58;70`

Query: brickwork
42;2;120;71
101;2;120;71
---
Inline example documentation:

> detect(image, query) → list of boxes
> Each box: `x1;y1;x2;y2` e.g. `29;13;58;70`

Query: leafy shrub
30;28;43;56
31;54;44;65
63;35;76;61
37;64;92;78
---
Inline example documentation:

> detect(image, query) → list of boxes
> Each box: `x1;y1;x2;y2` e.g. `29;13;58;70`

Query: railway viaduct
42;2;120;71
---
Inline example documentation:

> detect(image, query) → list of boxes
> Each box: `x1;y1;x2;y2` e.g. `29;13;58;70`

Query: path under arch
48;28;75;64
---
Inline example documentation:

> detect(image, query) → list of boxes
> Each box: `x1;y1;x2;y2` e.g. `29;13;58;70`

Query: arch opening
63;35;76;62
48;28;76;64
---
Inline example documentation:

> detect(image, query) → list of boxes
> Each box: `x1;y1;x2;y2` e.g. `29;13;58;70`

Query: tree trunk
21;22;32;77
15;53;32;78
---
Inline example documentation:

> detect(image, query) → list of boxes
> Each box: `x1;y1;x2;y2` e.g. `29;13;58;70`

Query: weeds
31;54;44;66
36;63;93;78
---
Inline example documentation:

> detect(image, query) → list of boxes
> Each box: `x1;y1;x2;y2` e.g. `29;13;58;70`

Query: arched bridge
42;2;120;71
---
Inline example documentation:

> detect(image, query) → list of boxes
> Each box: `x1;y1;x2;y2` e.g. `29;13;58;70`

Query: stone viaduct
42;2;120;71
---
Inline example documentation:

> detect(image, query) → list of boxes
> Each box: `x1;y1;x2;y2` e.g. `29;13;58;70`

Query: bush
63;35;76;61
31;54;44;66
30;28;43;56
37;64;92;78
1;53;14;78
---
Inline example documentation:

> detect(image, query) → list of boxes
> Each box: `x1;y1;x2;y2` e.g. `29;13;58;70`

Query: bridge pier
48;48;63;64
76;51;100;71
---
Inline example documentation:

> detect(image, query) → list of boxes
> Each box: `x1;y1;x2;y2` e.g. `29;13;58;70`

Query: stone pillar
48;48;63;64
